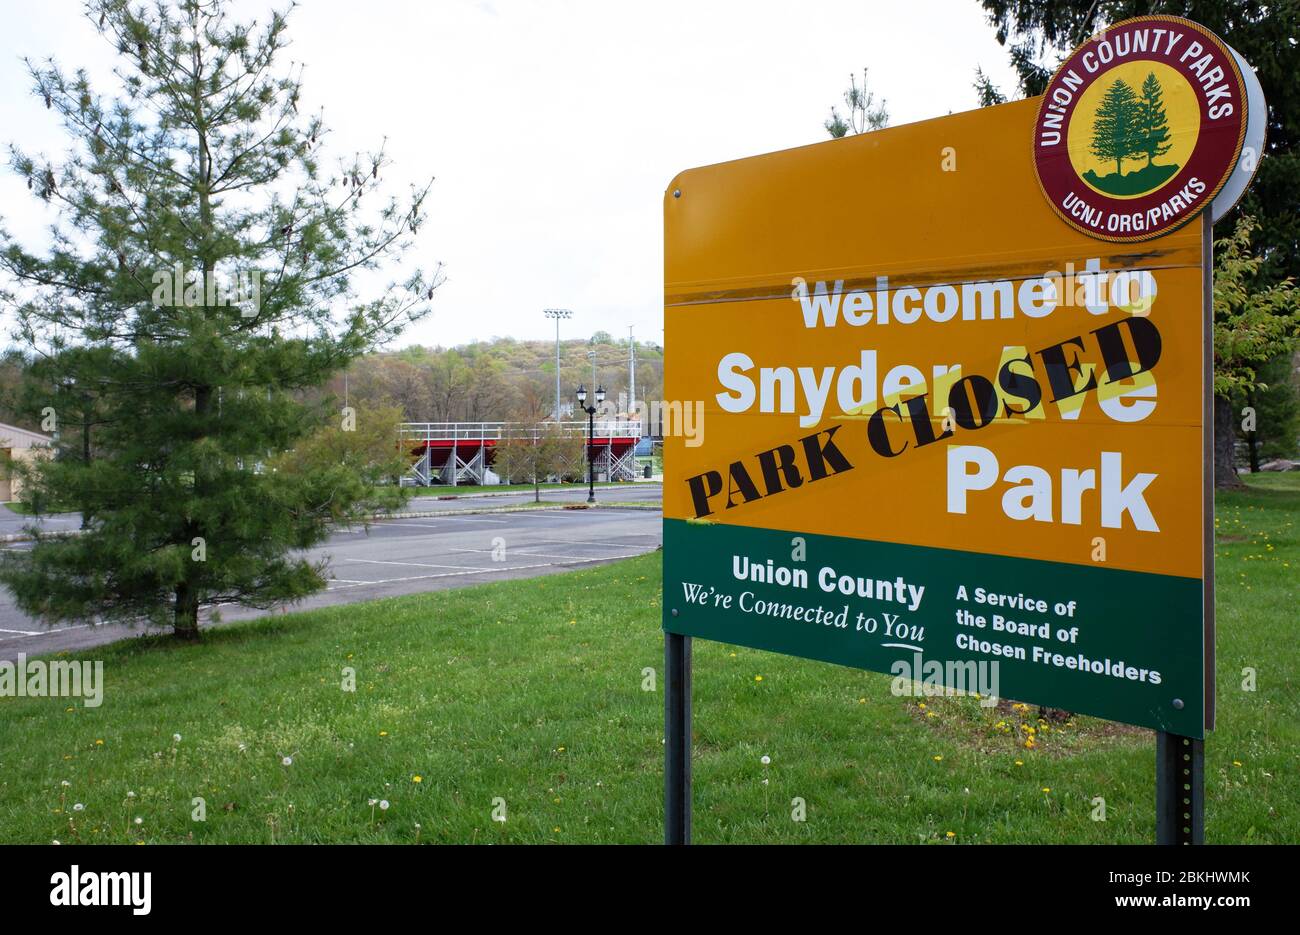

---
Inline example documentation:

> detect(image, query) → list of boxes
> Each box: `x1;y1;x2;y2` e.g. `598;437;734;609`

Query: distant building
0;422;53;502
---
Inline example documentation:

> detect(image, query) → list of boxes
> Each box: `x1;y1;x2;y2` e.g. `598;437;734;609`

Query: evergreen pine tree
1137;72;1173;167
0;0;439;637
1089;78;1141;176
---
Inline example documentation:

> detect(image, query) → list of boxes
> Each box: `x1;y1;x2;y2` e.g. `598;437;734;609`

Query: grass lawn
0;475;1295;844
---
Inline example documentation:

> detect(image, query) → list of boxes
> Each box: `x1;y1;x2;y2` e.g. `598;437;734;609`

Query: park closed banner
660;15;1259;740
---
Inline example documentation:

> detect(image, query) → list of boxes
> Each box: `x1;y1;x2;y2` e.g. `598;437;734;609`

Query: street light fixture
543;309;572;421
576;382;605;504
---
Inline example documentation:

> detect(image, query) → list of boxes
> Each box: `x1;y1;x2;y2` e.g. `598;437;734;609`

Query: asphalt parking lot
0;492;662;661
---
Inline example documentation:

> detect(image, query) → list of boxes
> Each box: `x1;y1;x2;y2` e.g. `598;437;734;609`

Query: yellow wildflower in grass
379;731;388;737
1233;760;1243;767
411;775;422;784
94;739;104;746
918;703;927;710
754;675;763;682
933;755;943;762
945;831;956;839
1041;787;1051;793
1014;760;1024;767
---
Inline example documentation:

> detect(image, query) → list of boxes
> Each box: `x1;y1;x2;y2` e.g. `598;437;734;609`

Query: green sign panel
664;519;1204;735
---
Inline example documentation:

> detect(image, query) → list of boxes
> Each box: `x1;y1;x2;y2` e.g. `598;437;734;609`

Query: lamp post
576;382;605;504
543;309;572;421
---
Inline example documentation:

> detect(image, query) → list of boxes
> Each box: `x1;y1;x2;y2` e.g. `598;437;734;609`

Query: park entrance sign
664;92;1211;738
661;14;1262;845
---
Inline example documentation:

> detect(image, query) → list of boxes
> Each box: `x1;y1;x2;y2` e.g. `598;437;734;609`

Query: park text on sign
662;18;1238;737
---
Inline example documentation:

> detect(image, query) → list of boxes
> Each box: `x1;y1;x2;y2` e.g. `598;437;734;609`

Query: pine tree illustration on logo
1085;73;1179;196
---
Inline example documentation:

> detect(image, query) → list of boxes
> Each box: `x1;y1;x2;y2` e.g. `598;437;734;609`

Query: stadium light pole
543;309;572;421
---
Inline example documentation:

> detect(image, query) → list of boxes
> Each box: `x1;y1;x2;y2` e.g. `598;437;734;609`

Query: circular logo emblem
1033;16;1248;242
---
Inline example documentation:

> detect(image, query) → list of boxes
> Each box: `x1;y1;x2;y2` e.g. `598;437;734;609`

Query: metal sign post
1156;732;1206;844
664;629;691;845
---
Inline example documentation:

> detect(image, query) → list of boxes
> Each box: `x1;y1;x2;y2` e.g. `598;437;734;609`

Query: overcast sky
0;0;1021;351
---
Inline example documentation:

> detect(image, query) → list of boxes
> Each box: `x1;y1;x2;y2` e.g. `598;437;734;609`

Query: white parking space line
377;517;509;527
323;551;646;591
0;622;93;643
325;561;557;589
449;547;651;562
341;558;485;571
525;536;658;546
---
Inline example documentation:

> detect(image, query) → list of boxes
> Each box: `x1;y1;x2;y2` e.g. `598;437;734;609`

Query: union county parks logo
1033;16;1248;242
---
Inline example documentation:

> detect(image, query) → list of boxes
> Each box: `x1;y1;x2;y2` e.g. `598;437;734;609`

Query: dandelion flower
760;755;771;766
754;675;763;682
412;775;423;784
1014;760;1024;767
127;791;136;798
282;756;293;766
173;733;182;743
95;739;104;746
368;798;378;806
134;817;142;825
945;831;956;839
61;780;70;788
933;755;943;762
73;803;84;812
1041;787;1051;793
379;800;390;811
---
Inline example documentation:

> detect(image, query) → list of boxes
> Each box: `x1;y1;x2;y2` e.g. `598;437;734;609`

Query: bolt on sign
663;15;1262;738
